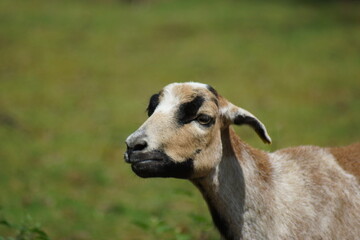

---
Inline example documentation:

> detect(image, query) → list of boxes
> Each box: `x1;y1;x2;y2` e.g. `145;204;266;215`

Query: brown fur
126;82;360;239
329;142;360;182
172;84;215;103
251;148;272;183
230;129;272;183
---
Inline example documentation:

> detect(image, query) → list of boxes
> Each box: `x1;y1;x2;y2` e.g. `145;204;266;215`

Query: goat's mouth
125;150;194;179
131;158;166;178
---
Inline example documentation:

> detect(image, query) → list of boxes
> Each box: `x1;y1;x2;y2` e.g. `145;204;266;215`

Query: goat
124;82;360;240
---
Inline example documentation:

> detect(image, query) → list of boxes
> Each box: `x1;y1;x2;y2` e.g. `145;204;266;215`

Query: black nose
128;139;148;152
125;133;148;163
125;139;148;162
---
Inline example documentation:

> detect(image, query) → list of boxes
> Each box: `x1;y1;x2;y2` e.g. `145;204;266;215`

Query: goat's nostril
133;140;148;152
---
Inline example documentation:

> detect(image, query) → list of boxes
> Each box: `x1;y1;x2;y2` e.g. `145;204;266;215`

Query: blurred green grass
0;0;359;239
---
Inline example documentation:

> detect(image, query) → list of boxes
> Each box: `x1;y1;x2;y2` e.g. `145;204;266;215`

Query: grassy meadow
0;0;359;239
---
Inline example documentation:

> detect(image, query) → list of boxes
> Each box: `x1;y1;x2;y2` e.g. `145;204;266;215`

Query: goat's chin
128;151;194;179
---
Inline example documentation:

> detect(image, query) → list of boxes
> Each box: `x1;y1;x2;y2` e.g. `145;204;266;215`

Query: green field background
0;0;359;239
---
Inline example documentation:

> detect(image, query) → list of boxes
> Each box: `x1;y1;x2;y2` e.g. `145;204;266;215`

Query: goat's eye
196;114;213;125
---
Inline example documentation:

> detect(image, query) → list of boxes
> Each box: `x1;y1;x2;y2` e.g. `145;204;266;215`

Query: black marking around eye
147;93;160;117
177;96;205;125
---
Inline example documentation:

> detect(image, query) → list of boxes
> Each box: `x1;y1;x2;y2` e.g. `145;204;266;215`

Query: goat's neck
192;127;271;240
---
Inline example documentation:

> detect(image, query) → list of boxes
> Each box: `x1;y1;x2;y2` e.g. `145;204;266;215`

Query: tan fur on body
195;128;360;239
125;82;360;240
329;143;360;183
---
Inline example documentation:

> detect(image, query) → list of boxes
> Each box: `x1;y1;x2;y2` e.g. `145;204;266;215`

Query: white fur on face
151;82;210;114
127;82;222;177
153;83;180;114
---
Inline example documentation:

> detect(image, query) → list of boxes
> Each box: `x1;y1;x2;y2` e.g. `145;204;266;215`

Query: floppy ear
220;100;272;144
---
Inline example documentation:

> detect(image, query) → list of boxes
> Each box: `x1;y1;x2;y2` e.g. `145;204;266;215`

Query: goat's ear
220;100;272;144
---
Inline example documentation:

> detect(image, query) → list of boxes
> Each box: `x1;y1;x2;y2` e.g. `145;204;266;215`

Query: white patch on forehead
155;83;180;113
186;82;208;89
155;82;209;114
164;82;208;89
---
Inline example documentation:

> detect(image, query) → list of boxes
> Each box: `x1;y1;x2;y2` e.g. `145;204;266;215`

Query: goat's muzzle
124;149;194;179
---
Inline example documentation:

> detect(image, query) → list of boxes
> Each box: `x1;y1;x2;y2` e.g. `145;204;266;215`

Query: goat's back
268;143;360;239
328;142;360;183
